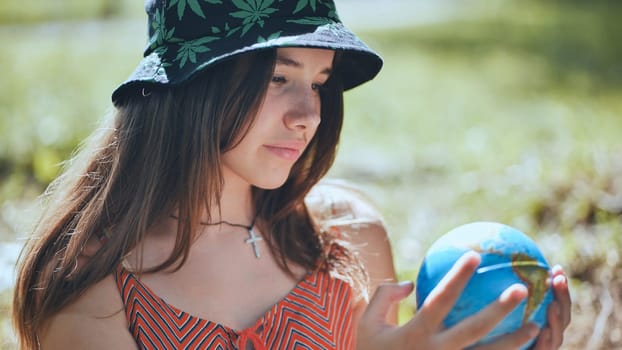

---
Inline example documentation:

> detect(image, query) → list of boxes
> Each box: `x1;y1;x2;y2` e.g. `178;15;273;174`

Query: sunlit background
1;0;621;349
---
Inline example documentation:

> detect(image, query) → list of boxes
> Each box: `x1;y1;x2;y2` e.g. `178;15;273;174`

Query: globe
415;222;554;349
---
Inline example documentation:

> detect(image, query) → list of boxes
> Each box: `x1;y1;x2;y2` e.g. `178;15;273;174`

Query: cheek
254;94;282;123
313;94;323;127
314;96;322;116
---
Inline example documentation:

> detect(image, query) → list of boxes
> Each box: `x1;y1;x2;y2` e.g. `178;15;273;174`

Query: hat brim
112;23;382;105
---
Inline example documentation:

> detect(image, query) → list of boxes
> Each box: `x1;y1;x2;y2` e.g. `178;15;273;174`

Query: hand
356;251;540;350
531;265;572;349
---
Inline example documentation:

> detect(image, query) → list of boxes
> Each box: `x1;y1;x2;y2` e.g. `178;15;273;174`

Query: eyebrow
275;55;332;76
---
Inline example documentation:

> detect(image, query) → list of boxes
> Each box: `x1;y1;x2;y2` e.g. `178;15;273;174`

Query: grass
1;1;622;348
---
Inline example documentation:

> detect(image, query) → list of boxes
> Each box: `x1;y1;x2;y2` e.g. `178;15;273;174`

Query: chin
256;179;288;190
253;174;290;190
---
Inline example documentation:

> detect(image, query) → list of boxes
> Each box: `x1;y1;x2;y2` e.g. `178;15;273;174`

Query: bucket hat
111;0;383;105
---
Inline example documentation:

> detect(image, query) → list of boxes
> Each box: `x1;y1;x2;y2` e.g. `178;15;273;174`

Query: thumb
364;281;414;324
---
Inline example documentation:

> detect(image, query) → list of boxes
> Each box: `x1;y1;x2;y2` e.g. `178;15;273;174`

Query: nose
283;87;321;131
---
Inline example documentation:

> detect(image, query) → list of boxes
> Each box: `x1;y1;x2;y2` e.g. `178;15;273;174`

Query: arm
348;221;399;324
307;180;567;349
39;274;138;350
306;180;398;322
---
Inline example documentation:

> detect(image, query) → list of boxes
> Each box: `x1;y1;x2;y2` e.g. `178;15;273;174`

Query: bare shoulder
306;179;385;226
306;179;396;288
40;274;137;350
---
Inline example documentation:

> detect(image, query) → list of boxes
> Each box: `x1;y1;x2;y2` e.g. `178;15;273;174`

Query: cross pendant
245;227;263;259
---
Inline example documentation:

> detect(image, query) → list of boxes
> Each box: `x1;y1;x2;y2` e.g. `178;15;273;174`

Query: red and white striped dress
114;267;355;349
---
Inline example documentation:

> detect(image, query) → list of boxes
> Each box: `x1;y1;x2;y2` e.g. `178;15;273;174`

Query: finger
551;265;572;329
471;323;539;350
416;251;481;328
546;301;564;348
442;283;528;346
532;328;551;350
364;281;414;325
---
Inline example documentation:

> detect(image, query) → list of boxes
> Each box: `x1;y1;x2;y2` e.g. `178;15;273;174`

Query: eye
311;83;325;93
271;75;287;84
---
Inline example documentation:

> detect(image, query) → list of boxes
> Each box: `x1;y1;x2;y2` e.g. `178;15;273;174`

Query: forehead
275;47;335;70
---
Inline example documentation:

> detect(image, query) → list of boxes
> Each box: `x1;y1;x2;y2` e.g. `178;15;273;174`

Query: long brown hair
12;49;363;349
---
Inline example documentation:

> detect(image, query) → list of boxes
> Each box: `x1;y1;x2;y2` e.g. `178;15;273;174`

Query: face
222;47;335;190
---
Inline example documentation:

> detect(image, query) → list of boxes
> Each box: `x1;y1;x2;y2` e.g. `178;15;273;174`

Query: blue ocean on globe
415;222;554;350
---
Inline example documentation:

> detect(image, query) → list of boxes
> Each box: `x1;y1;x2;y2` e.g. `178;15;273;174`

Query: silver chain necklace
204;219;262;259
171;215;263;258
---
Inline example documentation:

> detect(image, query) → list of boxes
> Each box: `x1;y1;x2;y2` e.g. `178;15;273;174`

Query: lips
264;140;305;161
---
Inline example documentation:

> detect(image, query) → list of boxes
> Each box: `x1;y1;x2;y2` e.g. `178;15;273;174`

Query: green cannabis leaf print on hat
230;0;279;36
174;36;218;68
169;0;224;20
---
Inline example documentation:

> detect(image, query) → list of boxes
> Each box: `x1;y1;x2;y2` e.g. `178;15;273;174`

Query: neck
209;169;255;226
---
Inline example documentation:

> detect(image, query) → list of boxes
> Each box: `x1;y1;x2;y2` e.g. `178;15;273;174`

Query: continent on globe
415;222;554;350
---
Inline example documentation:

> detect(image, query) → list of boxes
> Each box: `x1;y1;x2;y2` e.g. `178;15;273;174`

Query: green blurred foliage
395;1;622;91
0;0;142;23
0;18;145;200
